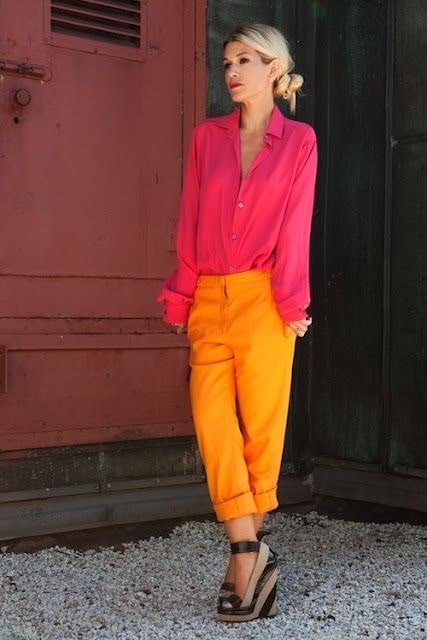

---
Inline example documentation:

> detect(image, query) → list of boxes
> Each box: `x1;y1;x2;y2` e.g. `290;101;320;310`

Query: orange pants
187;269;297;522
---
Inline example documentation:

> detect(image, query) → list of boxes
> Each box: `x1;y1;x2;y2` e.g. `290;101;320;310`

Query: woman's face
223;40;278;103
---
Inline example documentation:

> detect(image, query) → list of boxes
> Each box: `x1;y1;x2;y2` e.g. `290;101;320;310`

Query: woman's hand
286;316;312;338
171;323;187;334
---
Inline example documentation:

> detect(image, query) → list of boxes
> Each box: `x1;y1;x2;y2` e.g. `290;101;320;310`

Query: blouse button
231;233;237;240
237;202;244;208
229;264;235;271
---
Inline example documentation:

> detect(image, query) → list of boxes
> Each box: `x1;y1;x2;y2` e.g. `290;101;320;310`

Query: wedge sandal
217;541;278;622
217;530;277;605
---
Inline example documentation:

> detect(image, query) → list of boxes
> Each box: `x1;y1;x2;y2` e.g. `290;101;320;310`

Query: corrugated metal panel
208;0;426;489
310;0;387;463
388;0;427;471
393;0;427;138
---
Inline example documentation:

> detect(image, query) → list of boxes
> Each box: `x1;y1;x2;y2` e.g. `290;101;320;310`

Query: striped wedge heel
216;541;278;623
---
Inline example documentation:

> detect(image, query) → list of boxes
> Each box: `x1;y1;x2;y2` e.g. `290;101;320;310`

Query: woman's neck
239;98;275;134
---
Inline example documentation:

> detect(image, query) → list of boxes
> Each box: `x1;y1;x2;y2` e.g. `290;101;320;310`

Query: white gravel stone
0;510;426;640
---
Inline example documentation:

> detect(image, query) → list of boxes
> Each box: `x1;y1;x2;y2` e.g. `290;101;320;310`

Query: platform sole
259;582;277;618
216;568;278;623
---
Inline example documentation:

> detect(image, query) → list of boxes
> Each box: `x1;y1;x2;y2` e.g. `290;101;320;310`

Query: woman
158;23;317;622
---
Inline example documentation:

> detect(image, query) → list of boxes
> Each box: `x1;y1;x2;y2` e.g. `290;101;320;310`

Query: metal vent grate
51;0;141;48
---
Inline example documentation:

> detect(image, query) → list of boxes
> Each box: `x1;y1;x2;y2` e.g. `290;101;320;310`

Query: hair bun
277;72;303;113
281;72;291;93
282;73;303;98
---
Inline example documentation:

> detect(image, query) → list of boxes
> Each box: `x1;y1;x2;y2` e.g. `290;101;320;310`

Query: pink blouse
157;104;318;324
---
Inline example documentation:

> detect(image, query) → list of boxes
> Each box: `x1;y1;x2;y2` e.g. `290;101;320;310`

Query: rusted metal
0;346;7;393
0;0;206;454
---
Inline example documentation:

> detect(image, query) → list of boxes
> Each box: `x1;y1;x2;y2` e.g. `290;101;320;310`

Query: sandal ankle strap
230;541;260;554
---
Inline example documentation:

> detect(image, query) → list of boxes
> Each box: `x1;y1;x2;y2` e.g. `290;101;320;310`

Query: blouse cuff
279;306;310;323
156;287;194;324
162;301;191;324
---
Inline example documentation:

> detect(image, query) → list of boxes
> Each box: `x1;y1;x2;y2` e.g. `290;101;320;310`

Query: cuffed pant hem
214;492;257;522
253;488;279;514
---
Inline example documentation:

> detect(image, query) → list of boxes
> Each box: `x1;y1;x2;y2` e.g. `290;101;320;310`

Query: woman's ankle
224;514;258;543
232;551;259;598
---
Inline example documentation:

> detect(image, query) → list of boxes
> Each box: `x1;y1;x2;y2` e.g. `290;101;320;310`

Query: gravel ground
0;510;426;640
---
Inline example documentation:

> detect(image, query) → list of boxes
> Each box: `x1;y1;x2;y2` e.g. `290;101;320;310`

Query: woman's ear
269;59;281;82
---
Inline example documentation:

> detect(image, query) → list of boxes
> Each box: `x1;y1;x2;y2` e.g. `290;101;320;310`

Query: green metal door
207;0;426;511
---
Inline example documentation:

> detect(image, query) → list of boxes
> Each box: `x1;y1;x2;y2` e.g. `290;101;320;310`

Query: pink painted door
0;0;206;452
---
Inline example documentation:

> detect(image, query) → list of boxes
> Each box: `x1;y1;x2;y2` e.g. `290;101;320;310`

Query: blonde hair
223;23;303;114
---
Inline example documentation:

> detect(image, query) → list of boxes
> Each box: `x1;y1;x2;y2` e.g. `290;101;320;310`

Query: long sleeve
272;126;318;322
157;126;200;324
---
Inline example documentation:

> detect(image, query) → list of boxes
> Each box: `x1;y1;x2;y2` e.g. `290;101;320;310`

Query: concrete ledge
0;474;311;542
2;466;424;543
311;465;427;512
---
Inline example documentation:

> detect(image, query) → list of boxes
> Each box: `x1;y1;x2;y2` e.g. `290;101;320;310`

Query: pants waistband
196;269;272;289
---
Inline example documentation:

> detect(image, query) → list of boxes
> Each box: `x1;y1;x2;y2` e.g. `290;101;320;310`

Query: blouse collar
211;103;285;139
